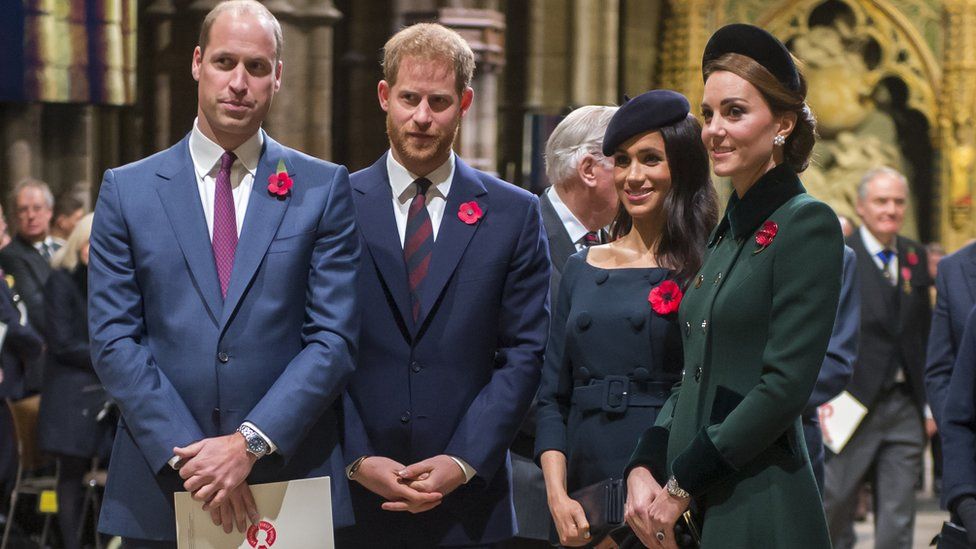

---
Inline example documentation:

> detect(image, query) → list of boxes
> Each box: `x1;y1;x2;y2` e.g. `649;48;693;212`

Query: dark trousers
121;539;176;549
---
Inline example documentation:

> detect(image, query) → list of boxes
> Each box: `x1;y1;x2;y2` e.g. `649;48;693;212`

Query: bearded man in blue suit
337;23;551;548
87;2;359;546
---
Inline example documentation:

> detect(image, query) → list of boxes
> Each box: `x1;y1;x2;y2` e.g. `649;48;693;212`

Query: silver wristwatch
666;476;691;499
238;424;270;459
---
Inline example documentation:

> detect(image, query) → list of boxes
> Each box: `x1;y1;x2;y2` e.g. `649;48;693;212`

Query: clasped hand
354;454;466;513
624;466;689;549
174;433;259;532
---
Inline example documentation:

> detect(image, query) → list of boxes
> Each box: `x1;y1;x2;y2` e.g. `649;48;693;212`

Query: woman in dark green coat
623;24;843;548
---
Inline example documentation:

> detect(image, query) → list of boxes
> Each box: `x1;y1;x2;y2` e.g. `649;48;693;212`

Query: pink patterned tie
212;151;238;298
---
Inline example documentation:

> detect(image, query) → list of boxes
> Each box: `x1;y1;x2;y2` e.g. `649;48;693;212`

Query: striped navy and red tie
404;178;434;322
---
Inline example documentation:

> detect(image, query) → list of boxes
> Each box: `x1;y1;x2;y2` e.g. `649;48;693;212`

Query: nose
625;160;643;185
413;98;433;126
703;116;725;139
228;64;247;94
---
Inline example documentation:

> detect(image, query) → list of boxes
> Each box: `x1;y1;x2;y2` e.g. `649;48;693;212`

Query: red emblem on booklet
458;201;483;224
754;220;778;254
649;280;683;315
246;520;277;549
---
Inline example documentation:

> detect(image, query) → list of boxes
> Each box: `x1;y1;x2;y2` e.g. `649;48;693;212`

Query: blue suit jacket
342;154;550;546
88;133;360;540
942;304;976;510
927;242;976;427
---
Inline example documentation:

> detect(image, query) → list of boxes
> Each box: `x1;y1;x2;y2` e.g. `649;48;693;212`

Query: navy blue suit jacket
88;133;360;540
942;304;976;510
342;154;550;546
927;242;976;427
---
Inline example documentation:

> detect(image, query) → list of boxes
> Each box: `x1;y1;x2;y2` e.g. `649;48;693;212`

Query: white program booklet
175;476;333;549
818;391;868;454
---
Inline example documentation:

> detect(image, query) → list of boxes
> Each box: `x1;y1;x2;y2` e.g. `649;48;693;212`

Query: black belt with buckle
572;375;672;413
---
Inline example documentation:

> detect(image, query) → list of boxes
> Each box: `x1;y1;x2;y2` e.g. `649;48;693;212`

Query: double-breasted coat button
694;367;703;382
695;274;704;289
629;314;645;331
217;352;229;363
400;411;411;423
594;271;609;285
576;313;592;330
701;320;708;334
714;272;723;285
685;321;691;336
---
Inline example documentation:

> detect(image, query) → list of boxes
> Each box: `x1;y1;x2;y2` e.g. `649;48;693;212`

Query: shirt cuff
449;456;476;484
168;455;182;470
925;405;933;420
242;421;278;454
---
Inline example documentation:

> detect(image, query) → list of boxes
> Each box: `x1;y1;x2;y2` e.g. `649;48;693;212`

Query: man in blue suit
338;23;551;548
87;2;359;546
941;304;976;545
926;241;976;428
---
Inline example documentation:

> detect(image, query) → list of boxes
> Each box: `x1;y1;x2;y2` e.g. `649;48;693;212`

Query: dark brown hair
704;52;816;172
609;115;719;284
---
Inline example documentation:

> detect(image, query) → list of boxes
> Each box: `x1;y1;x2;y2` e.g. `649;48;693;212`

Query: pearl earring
773;135;786;147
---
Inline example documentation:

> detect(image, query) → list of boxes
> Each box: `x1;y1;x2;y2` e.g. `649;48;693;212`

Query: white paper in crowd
175;476;333;549
818;391;868;454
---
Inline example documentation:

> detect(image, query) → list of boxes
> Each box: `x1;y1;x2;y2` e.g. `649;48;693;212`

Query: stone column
526;0;569;112
570;0;618;106
940;0;976;250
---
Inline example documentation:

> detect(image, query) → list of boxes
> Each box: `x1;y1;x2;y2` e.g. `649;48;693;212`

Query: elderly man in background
0;178;58;395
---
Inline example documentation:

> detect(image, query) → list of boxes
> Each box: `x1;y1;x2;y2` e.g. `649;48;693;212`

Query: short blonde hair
51;212;93;272
382;23;475;95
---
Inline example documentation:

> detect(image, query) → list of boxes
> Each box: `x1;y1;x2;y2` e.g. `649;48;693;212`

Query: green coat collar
709;163;806;245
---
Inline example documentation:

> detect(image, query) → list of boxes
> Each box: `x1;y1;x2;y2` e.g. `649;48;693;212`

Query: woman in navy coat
37;213;112;549
535;90;718;547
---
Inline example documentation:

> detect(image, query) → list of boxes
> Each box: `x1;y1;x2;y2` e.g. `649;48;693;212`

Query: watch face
248;437;268;454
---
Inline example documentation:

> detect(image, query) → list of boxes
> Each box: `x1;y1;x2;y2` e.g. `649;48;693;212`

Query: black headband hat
601;89;690;156
701;23;801;92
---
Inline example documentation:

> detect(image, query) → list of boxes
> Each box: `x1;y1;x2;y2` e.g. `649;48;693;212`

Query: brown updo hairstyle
703;53;817;173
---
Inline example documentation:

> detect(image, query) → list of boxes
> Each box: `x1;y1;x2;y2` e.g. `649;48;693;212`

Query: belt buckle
602;375;630;413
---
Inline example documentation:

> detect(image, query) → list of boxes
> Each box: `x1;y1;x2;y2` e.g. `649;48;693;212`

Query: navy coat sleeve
88;169;208;473
927;259;957;426
442;196;551;483
44;270;91;370
806;246;859;411
942;304;976;508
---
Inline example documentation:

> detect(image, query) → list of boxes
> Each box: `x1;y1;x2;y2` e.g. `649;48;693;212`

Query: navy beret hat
601;90;690;156
702;23;801;92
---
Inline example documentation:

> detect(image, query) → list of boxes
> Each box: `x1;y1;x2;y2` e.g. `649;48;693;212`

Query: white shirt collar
859;225;895;256
545;185;589;245
386;151;455;203
189;118;264;180
31;236;55;251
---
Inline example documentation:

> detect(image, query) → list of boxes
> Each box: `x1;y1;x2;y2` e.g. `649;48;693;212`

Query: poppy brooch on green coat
754;220;778;254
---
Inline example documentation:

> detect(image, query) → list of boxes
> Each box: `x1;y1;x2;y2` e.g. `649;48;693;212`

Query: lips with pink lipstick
711;144;734;160
625;187;654;203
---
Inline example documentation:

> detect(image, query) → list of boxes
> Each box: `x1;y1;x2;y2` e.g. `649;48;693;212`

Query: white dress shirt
859;225;898;285
545;185;595;251
386;151;454;245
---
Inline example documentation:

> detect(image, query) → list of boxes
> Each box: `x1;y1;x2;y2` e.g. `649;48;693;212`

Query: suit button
694;367;702;382
217;352;229;363
714;272;723;285
400;411;411;423
411;361;422;373
700;320;708;334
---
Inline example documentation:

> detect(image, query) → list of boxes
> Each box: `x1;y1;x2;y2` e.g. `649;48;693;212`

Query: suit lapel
155;136;222;324
540;191;576;273
219;134;290;330
352;155;413;327
415;159;488;331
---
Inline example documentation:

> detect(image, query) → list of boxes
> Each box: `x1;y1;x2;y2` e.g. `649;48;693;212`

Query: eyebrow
617;147;664;156
701;97;748;108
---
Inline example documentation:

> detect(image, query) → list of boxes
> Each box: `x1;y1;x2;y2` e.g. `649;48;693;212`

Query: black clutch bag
934;521;975;548
550;478;624;547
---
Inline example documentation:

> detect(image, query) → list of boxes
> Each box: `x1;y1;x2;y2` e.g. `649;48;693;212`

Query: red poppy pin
649;279;683;315
907;249;919;266
458;201;483;224
754;220;778;254
267;159;292;198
